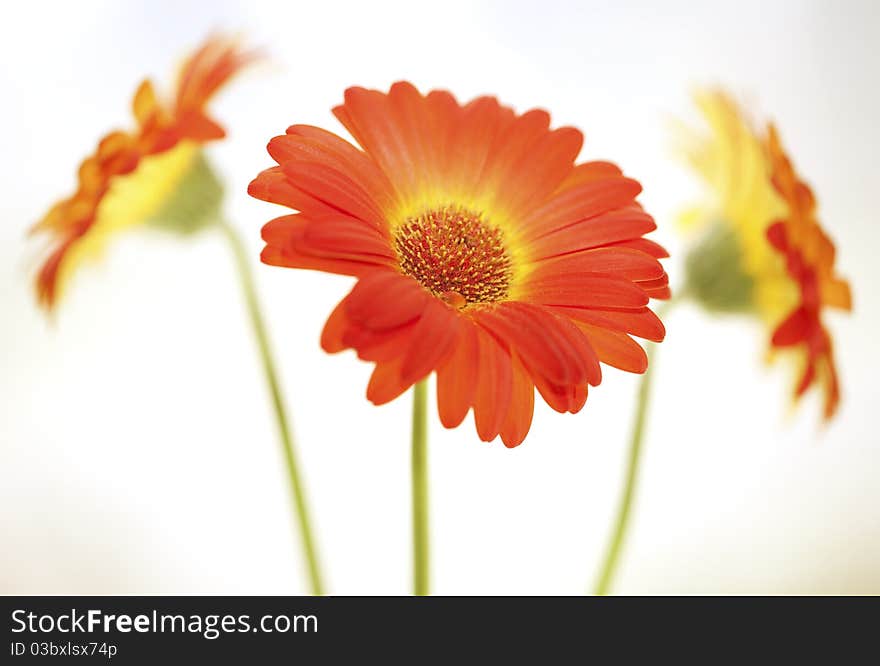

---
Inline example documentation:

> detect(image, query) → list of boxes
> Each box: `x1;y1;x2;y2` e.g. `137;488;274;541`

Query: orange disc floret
765;125;852;419
250;82;669;446
31;36;257;308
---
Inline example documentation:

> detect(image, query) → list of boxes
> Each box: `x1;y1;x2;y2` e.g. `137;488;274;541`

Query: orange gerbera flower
250;82;669;446
765;126;852;418
679;92;851;420
31;36;256;308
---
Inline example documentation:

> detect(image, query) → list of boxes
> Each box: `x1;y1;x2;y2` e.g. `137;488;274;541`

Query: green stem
411;380;429;596
592;298;677;595
220;219;324;596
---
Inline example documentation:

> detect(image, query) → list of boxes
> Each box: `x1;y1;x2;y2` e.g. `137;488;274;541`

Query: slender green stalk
592;299;677;595
220;219;324;596
592;343;658;595
411;380;429;596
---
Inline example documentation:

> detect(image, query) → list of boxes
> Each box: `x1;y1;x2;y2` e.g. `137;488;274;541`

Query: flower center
393;206;512;306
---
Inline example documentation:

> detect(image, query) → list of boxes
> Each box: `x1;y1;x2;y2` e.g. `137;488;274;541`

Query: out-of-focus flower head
31;36;257;309
250;82;669;447
679;91;851;418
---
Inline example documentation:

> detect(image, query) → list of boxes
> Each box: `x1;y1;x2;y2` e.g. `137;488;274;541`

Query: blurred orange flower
31;36;256;308
250;82;669;446
765;126;852;418
680;92;851;419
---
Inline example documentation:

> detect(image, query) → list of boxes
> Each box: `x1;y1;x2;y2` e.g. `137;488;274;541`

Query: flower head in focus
31;36;257;308
250;83;669;446
679;91;851;418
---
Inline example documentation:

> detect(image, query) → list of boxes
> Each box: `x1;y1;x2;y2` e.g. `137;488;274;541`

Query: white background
1;0;877;594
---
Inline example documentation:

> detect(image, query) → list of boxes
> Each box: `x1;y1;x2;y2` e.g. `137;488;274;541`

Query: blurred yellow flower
31;36;255;308
679;91;852;418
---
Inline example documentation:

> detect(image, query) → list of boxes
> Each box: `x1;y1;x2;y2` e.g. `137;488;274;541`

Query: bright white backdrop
1;0;878;594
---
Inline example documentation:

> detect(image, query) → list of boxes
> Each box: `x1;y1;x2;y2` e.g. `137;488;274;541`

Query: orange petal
261;214;394;272
366;356;411;405
249;167;312;210
771;306;810;347
334;86;420;198
270;129;394;216
286;124;395;204
320;298;350;353
447;96;511;195
175;36;256;116
301;215;393;259
472;327;513;442
475;302;598;386
607;237;670;259
530;208;657;259
771;307;810;347
480;109;551;194
552;306;666;342
400;299;462;384
132;80;158;125
347;321;419;363
522;273;650;309
490;124;583;214
531;247;665;282
345;271;430;330
531;375;588;414
385;81;438;188
280;160;388;228
436;321;480;429
522;177;643;237
499;353;535;448
574;322;648;374
822;277;852;311
555;161;623;191
260;215;385;276
177;109;226;141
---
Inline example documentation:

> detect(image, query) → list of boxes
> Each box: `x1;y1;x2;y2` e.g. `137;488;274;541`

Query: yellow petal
56;141;199;298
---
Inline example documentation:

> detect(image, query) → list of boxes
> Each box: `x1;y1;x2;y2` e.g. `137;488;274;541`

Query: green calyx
683;220;756;314
148;150;224;235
